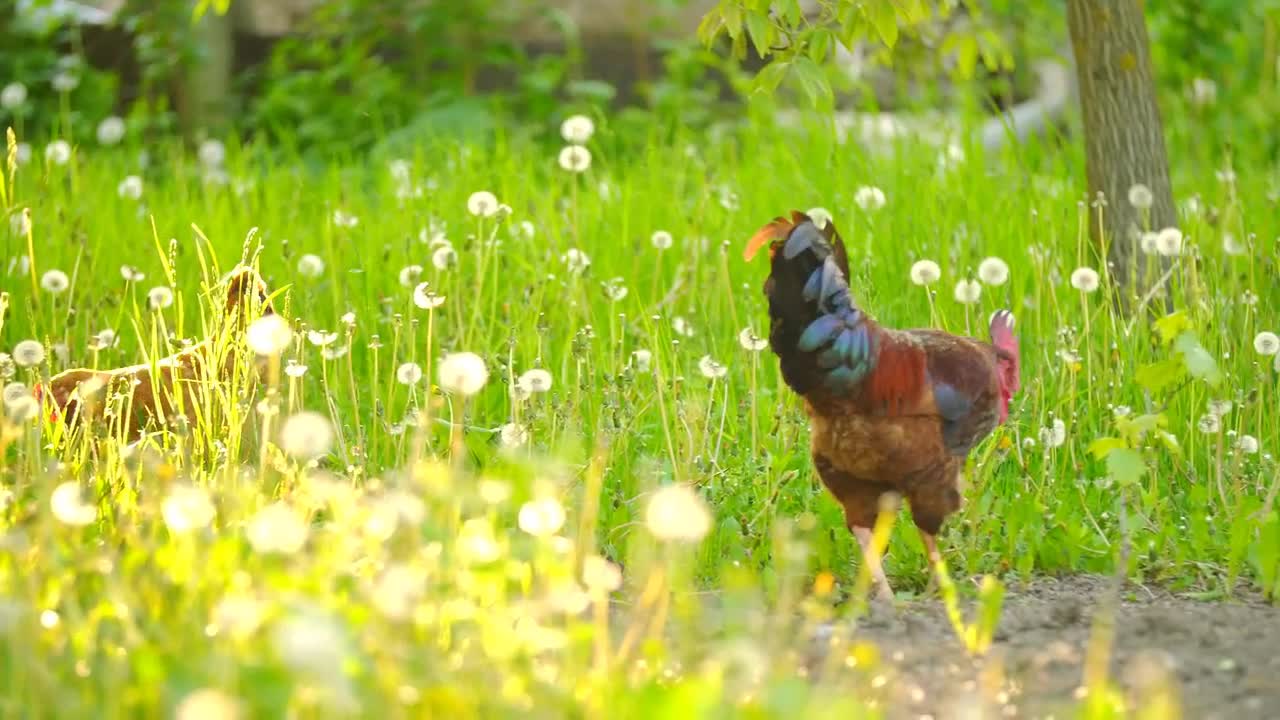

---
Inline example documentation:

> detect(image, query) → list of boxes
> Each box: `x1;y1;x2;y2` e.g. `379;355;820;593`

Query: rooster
744;211;1021;601
34;266;278;442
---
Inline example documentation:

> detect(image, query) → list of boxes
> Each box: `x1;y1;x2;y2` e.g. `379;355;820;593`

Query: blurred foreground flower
438;352;489;396
246;502;309;555
645;484;711;542
51;482;96;526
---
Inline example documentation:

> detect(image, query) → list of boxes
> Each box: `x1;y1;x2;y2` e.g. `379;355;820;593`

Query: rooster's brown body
745;211;1021;599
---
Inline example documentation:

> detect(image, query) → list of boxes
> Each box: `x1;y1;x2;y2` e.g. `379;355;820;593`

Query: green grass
0;99;1277;717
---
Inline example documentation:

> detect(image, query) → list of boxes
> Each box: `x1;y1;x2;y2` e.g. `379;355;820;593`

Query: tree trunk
1066;0;1176;303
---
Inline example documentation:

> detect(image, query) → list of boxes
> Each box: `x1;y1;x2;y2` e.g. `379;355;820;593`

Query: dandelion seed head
631;349;652;373
1208;399;1233;417
332;209;359;228
1070;267;1101;293
396;362;423;386
412;282;445;309
279;411;333;460
1140;232;1159;255
5;393;38;423
147;286;174;310
174;688;241;720
953;279;982;304
246;502;309;555
1223;233;1247;256
44;140;71;166
645;485;711;542
162;484;216;534
1197;414;1221;434
854;185;886;211
1127;184;1153;210
0;82;26;109
438;352;488;396
1189;77;1217;106
115;174;143;200
51;482;96;526
431;245;457;270
13;143;31;166
517;369;553;394
51;70;79;92
558;145;592;173
96;116;126;146
12;340;46;367
672;316;694;337
245;315;293;356
499;423;528;449
396;265;422;288
467;191;500;218
518;498;566;537
1238;435;1260;455
306;330;338;348
582;554;623;593
2;382;29;408
284;360;308;378
738;328;768;352
296;254;324;278
197;139;225;168
650;230;673;250
562;248;591;275
909;260;941;286
40;270;69;294
560;114;595;144
977;257;1009;286
698;355;727;379
1039;418;1067;448
1156;227;1183;257
1254;332;1279;356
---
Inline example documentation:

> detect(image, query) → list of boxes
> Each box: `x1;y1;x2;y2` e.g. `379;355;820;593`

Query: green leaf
1154;311;1192;345
1155;430;1183;457
790;55;834;110
745;10;773;59
753;59;791;95
697;8;727;47
1088;436;1127;460
809;28;834;64
865;0;900;48
953;33;979;80
1174;332;1222;386
1106;448;1147;487
1135;358;1185;394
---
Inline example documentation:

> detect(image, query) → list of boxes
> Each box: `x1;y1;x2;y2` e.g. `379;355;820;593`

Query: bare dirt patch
822;575;1280;719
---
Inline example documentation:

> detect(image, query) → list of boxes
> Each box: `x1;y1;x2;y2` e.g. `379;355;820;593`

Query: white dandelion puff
1156;227;1183;257
602;277;628;301
518;498;566;537
1070;267;1101;293
1127;183;1153;210
174;689;240;720
977;257;1009;286
50;482;96;526
854;185;886;211
438;352;488;396
245;315;293;356
197;139;225;168
332;209;359;228
644;485;711;542
431;245;458;270
40;270;70;294
1207;399;1233;417
279;411;333;460
161;484;216;534
306;330;338;347
562;248;591;274
246;502;309;554
499;423;529;449
560;114;595;144
1223;233;1247;256
398;264;424;287
96;116;126;146
412;282;445;309
1189;77;1217;107
1038;418;1067;448
467;191;500;218
672;316;694;337
953;279;982;304
909;260;941;286
45;140;71;166
1238;435;1260;455
738;327;768;351
396;362;423;386
297;254;325;278
517;368;553;394
12;340;46;367
116;175;144;201
631;349;652;373
650;230;673;250
1140;232;1159;255
582;554;623;593
558;145;592;173
1197;413;1221;434
147;286;174;310
0;82;26;109
1253;332;1279;356
698;355;727;379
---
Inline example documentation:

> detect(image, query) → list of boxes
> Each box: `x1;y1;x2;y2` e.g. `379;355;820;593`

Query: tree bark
1066;0;1176;301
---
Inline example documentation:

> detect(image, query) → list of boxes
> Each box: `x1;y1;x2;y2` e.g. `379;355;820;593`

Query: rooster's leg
920;531;943;594
851;526;894;601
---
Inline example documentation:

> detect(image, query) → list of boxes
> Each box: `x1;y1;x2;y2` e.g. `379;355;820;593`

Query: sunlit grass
0;101;1277;716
